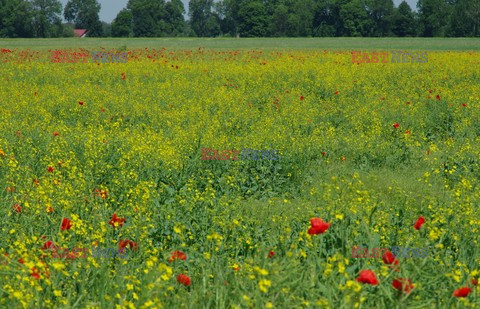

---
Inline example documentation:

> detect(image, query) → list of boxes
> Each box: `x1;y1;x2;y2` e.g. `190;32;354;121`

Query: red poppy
321;152;326;156
436;95;441;100
31;267;40;280
341;156;346;161
392;278;414;294
53;131;59;137
393;122;400;129
414;216;425;230
405;130;411;135
300;96;304;101
12;203;21;213
108;213;126;228
268;250;274;258
177;274;191;286
453;287;471;297
78;101;84;106
356;270;378;285
382;251;399;265
233;266;240;271
471;278;478;286
428;89;433;93
462;103;467;107
308;218;331;235
168;251;187;262
61;218;72;231
335;91;339;95
42;241;56;250
33;178;40;186
47;166;54;173
18;258;24;264
47;206;54;213
119;239;138;252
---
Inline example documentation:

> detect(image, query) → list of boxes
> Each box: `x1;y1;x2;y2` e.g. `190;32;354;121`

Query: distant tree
448;0;480;36
339;0;373;36
366;0;395;36
165;0;185;35
215;0;239;36
271;4;289;36
392;1;415;36
64;0;103;36
112;8;133;37
312;0;341;37
31;0;63;37
127;0;168;37
102;21;111;37
237;0;270;37
417;0;450;36
0;0;34;38
189;0;220;37
62;22;75;37
284;0;315;37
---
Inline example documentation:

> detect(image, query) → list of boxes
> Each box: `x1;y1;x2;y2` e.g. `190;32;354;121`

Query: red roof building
73;29;88;38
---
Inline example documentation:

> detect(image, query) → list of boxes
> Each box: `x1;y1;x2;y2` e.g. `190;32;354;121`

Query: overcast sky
59;0;418;23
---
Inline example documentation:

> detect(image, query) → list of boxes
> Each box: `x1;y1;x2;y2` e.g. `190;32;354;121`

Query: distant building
73;29;88;38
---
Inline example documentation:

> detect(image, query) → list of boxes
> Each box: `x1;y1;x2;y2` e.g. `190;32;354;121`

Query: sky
59;0;418;24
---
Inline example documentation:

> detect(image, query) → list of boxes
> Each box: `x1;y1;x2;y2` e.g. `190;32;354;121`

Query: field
1;38;480;308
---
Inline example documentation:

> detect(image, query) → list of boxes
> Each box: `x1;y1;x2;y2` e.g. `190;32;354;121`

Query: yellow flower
258;279;271;293
265;302;273;308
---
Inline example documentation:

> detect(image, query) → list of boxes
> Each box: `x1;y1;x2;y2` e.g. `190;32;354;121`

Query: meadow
0;38;480;308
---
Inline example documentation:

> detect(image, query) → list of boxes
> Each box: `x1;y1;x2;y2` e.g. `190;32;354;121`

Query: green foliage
112;8;133;37
392;1;416;37
237;0;270;37
64;0;103;37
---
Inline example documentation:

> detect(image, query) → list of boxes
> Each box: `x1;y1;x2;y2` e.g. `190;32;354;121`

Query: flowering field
1;45;480;308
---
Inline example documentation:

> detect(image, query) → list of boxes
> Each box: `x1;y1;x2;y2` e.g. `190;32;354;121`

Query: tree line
1;0;479;38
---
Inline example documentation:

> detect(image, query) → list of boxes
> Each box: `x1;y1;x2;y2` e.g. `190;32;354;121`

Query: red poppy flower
436;95;441;100
453;287;471;297
18;258;24;264
53;131;59;137
471;278;478;286
119;239;138;252
47;206;54;213
393;122;400;129
392;278;414;294
335;91;339;95
300;96;304;101
428;89;433;93
61;218;72;231
169;251;187;262
382;251;399;265
308;218;331;235
268;250;274;258
356;270;378;285
321;152;326;156
31;267;40;280
78;101;84;106
108;213;126;228
33;178;40;186
414;216;425;230
42;241;56;250
12;203;21;213
462;103;467;107
405;130;411;135
341;156;346;161
177;274;191;286
47;166;54;173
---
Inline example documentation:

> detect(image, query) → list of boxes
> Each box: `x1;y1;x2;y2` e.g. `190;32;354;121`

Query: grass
1;37;480;51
